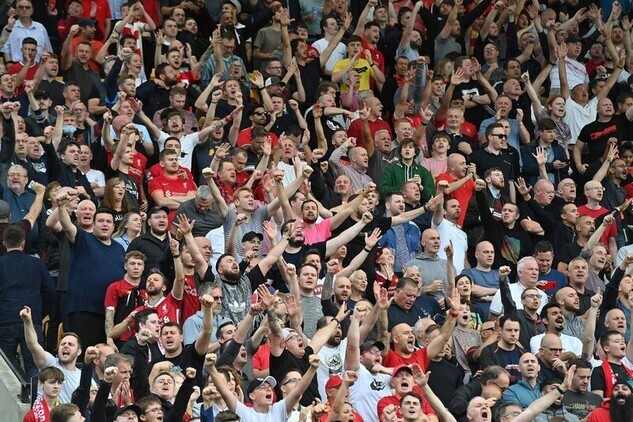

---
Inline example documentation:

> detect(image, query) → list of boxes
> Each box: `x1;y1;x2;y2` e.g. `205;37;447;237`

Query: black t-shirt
471;147;517;181
456;80;487;128
577;118;622;165
299;59;322;103
554;242;582;268
426;359;465;407
590;362;633;394
270;345;320;406
151;343;206;387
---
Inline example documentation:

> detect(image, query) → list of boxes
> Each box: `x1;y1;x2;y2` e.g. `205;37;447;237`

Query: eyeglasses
490;381;508;392
212;296;223;301
145;407;164;414
364;348;382;355
587;187;606;191
490;133;507;138
222;44;235;50
484;47;497;52
481;327;495;332
522;294;541;299
543;346;563;353
253;111;266;116
17;5;32;9
282;377;300;385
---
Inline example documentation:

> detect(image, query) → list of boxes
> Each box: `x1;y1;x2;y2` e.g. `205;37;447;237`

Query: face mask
62;125;77;134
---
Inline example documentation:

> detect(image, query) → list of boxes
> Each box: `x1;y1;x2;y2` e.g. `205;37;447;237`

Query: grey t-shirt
434;35;462;62
300;295;324;338
223;204;269;257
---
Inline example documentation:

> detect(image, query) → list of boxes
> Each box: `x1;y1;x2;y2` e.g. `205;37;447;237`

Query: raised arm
325;212;371;257
309;304;350;353
285;354;320;413
56;192;78;243
201;169;229;219
415;367;457;422
194;295;214;356
204;354;238;412
514;366;576;422
19;307;49;369
438;0;459;40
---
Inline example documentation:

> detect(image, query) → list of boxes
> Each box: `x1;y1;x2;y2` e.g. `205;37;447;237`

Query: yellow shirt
332;58;374;93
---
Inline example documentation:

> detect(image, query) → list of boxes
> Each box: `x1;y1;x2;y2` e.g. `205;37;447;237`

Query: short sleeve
104;283;119;310
148;177;162;195
489;289;503;315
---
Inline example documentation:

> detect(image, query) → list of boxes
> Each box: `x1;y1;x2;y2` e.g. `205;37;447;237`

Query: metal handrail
0;347;32;404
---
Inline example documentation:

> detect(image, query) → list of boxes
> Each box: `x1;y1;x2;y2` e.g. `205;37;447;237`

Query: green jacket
379;161;435;201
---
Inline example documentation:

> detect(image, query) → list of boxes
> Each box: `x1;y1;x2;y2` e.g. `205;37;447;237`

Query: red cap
392;364;414;377
325;375;343;391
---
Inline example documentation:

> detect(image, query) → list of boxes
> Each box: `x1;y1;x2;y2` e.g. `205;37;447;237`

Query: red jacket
587;400;611;422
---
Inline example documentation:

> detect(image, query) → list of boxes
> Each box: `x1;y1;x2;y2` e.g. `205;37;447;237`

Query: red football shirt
148;172;197;225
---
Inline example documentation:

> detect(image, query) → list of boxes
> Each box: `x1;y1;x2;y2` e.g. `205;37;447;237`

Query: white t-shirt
434;219;468;274
317;338;347;400
564;97;598;145
349;365;392;422
549;58;589;91
85;169;106;189
529;333;583;356
312;38;347;75
276;159;307;187
489;282;548;316
235;399;288;422
157;131;200;170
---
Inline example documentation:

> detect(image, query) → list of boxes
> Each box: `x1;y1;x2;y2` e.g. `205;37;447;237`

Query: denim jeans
0;323;43;379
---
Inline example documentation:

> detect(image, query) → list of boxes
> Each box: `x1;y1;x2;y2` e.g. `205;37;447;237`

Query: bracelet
369;62;375;67
618;66;625;69
555;386;565;395
172;254;180;258
549;61;556;66
211;101;218;104
5;28;11;33
332;317;340;325
363;247;372;253
420;122;428;126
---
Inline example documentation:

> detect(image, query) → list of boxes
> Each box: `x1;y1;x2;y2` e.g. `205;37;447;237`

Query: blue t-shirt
66;229;125;315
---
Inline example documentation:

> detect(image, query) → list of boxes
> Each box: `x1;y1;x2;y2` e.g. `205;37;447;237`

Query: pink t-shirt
303;218;332;245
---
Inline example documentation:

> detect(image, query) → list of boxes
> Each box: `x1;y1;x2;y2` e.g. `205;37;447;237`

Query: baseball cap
0;200;10;218
33;90;50;100
78;18;97;26
147;205;170;217
392;364;413;377
242;231;263;242
113;404;142;418
360;340;385;354
325;375;343;391
246;376;277;395
566;34;580;44
265;76;286;87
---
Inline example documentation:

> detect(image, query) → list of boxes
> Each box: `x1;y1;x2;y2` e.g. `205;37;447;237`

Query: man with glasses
2;0;52;64
496;265;546;351
471;123;517;187
202;31;247;88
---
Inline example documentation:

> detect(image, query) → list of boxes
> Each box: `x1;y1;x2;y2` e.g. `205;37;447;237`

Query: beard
611;393;633;422
222;268;241;283
289;237;304;248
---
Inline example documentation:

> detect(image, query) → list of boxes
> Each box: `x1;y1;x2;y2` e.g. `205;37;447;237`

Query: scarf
601;359;633;397
31;397;57;422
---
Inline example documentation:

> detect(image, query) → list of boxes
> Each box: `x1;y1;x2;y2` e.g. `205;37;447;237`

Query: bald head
540;333;562;349
421;228;441;255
